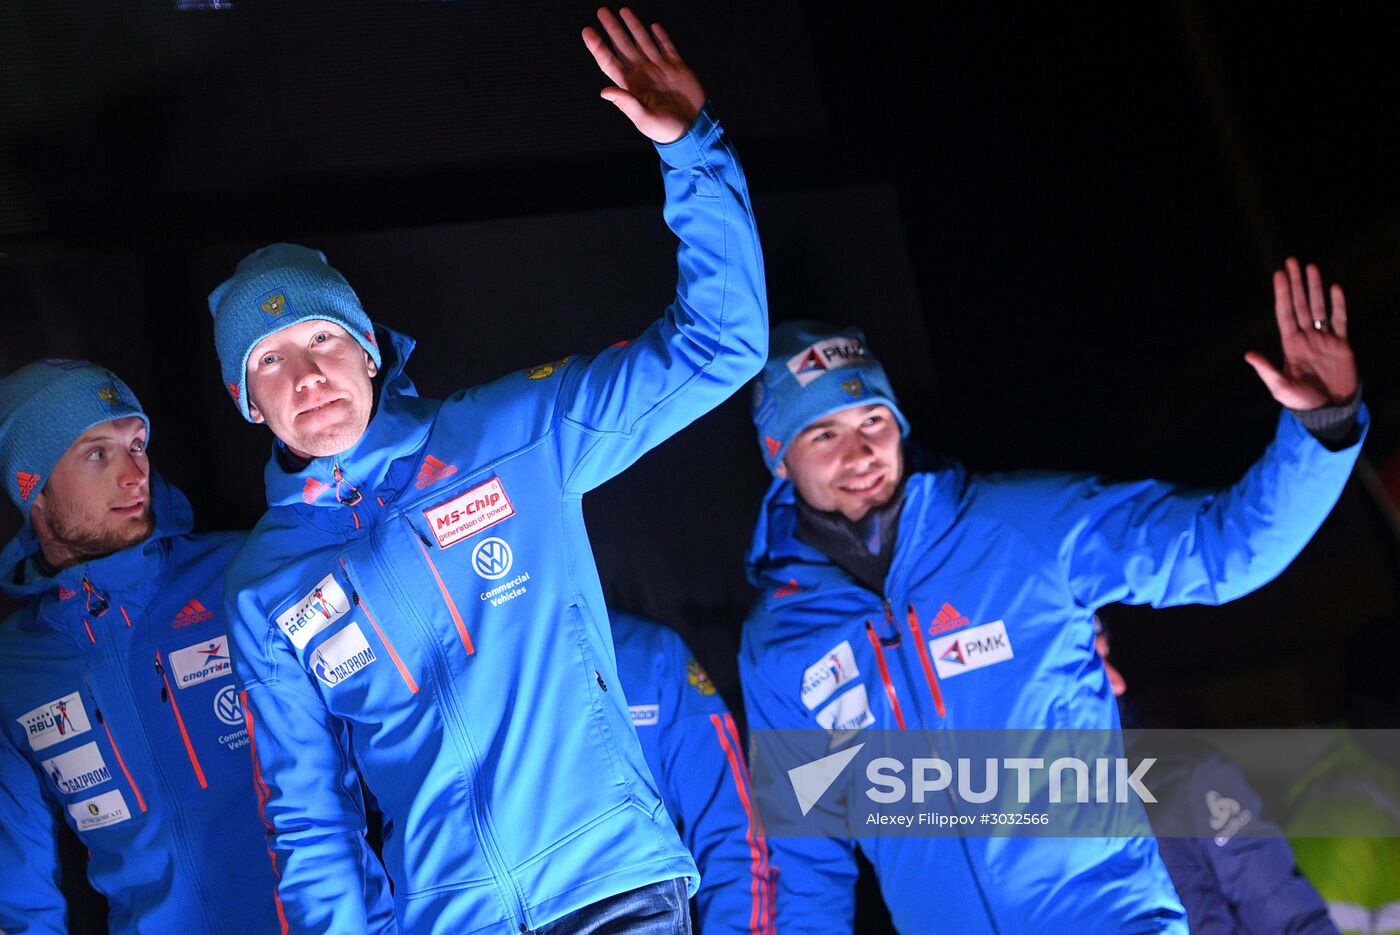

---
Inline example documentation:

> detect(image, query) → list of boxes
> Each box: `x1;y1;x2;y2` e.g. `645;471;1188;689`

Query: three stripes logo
172;599;215;629
303;478;330;505
16;472;40;501
928;602;970;635
415;455;458;490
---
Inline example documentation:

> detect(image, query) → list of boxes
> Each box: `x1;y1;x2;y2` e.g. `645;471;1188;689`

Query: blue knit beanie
0;360;149;515
750;321;909;474
208;243;382;421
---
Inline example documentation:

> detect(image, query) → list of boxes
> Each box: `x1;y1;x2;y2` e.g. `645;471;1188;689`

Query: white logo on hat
786;337;867;386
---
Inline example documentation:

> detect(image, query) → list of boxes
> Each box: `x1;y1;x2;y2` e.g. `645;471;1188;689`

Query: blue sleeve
556;105;768;493
230;584;399;935
0;727;66;934
651;631;774;935
738;632;857;935
1190;757;1338;935
1025;408;1366;609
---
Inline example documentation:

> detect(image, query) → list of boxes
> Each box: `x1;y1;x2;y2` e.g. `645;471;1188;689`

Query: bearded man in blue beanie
205;9;766;934
0;360;353;934
738;258;1365;934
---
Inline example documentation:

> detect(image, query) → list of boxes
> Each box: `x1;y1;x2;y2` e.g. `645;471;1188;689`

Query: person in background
1097;614;1339;935
0;360;327;934
610;610;775;934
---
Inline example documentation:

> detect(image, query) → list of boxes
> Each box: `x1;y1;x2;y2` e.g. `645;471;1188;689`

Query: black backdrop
4;2;1400;930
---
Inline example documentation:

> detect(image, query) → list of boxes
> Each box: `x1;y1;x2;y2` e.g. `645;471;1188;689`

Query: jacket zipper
369;527;530;929
864;620;907;729
337;559;419;694
905;604;947;719
407;523;475;656
154;650;208;788
92;701;147;813
84;594;219;930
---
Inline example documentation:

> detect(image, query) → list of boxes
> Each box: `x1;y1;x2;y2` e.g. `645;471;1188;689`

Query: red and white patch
930;620;1014;680
423;477;515;549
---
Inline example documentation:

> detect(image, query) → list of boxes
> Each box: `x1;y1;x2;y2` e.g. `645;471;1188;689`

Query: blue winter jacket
223;106;767;935
0;475;330;934
739;409;1366;935
1130;735;1337;935
610;612;775;934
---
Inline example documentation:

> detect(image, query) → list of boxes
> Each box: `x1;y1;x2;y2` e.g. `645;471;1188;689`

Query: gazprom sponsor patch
69;789;131;831
276;574;350;651
931;620;1014;680
41;742;111;796
19;692;92;752
168;636;233;688
629;704;660;727
800;640;860;711
424;476;515;549
815;684;875;732
310;622;377;687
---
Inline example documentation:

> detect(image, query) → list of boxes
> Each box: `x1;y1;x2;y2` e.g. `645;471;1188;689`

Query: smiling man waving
206;8;767;934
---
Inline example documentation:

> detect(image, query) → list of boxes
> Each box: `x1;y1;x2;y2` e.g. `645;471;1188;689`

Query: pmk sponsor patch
786;337;867;387
424;476;515;549
815;684;875;732
930;620;1014;680
19;692;92;752
276;574;350;651
629;704;660;727
42;742;112;796
310;622;377;687
801;640;859;711
69;789;131;831
168;636;233;689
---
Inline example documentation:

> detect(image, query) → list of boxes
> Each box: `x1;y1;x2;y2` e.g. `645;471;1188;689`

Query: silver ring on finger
1312;319;1328;332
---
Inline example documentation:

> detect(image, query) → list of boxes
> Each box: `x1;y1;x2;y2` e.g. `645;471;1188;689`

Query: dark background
3;2;1399;930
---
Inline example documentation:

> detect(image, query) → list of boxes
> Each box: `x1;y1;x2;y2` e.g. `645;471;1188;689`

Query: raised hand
1244;257;1358;410
582;7;705;145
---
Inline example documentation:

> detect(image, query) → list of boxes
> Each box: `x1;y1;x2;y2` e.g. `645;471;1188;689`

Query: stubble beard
43;501;156;569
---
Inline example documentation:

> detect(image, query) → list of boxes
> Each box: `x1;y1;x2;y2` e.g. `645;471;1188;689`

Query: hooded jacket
0;475;326;934
609;611;775;934
739;408;1367;935
222;106;767;935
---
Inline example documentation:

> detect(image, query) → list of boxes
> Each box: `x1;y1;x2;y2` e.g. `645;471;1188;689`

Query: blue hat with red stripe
0;359;149;516
750;321;909;474
208;243;381;421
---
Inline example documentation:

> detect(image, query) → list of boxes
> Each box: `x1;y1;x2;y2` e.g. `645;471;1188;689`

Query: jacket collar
746;450;966;591
0;471;192;614
262;326;437;512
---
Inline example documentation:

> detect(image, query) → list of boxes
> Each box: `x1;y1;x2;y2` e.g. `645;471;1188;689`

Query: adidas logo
928;602;970;635
173;599;215;628
16;471;40;501
415;455;458;490
303;478;330;504
57;585;77;601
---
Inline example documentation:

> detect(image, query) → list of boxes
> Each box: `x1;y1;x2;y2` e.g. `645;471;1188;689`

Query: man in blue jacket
610;611;775;934
0;360;327;934
738;258;1364;934
1096;617;1339;934
205;9;766;933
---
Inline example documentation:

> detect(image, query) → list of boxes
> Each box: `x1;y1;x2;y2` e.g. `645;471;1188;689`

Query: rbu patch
424;476;515;549
277;574;351;651
800;640;860;711
19;692;92;753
